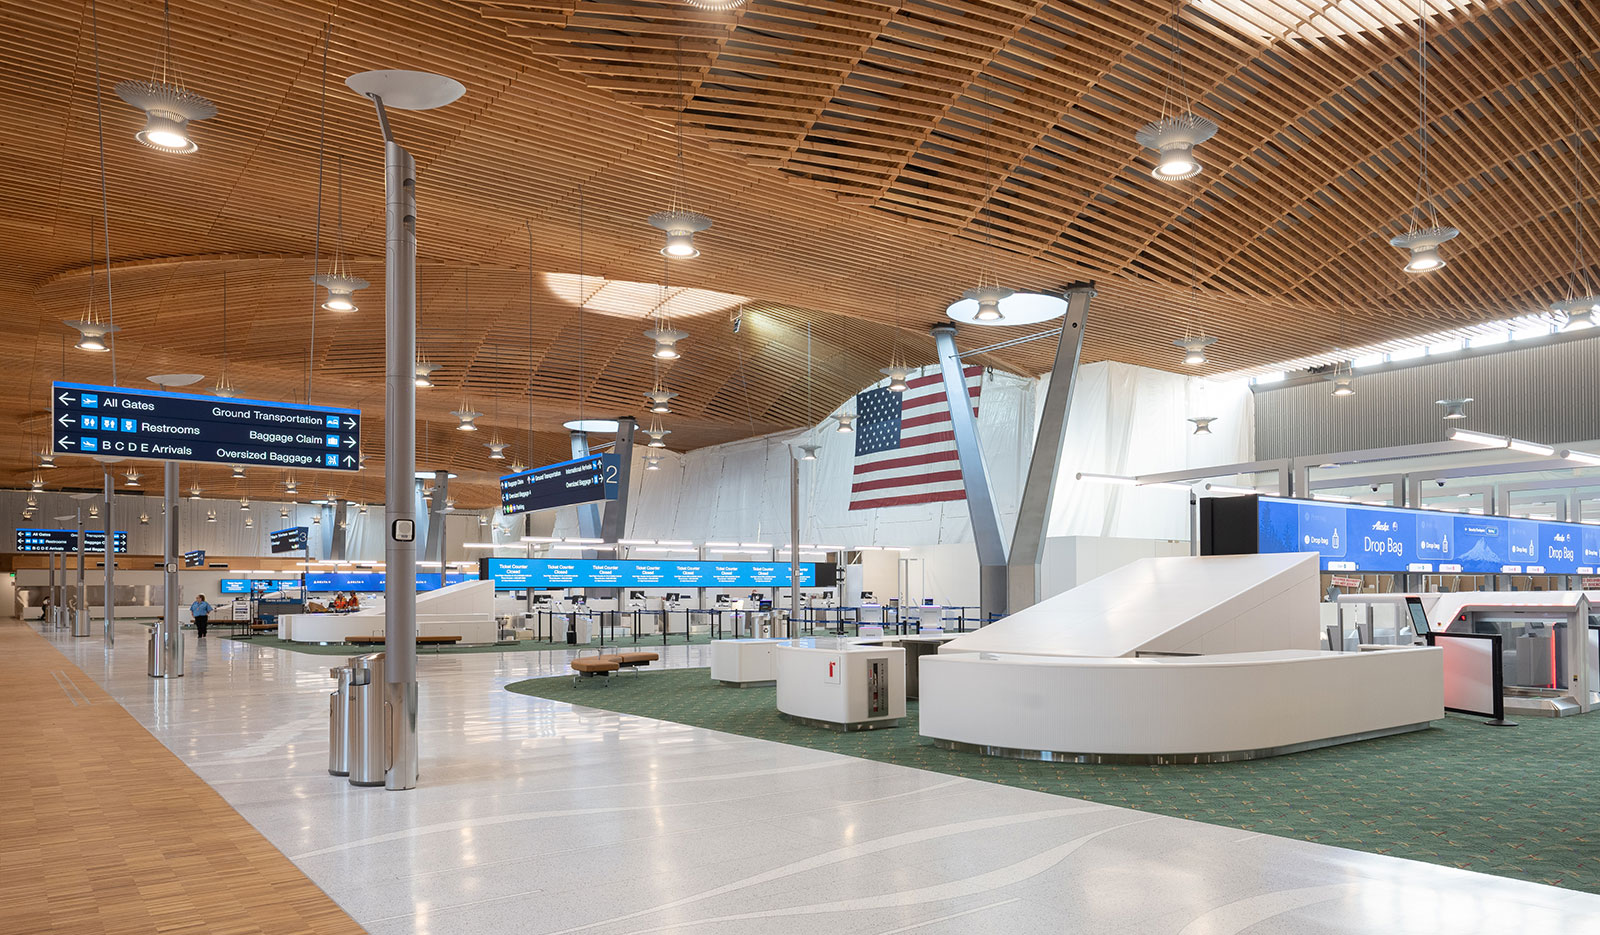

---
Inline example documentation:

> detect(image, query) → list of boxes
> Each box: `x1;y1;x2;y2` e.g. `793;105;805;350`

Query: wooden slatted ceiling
0;0;1596;511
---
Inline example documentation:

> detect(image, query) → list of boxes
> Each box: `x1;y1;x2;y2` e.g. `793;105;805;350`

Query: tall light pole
347;69;464;792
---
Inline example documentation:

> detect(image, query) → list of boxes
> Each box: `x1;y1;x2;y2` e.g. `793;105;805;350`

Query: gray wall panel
1254;336;1600;458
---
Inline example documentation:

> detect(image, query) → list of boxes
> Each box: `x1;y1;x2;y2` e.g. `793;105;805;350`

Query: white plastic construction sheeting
548;361;1253;548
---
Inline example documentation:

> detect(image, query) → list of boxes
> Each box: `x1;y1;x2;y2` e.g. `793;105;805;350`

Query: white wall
899;535;1192;609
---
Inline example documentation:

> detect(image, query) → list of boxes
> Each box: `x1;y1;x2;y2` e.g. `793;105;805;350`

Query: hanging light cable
648;41;713;258
1174;245;1215;365
215;270;236;396
1135;0;1218;182
1554;70;1597;328
1387;0;1459;272
305;23;328;404
113;0;216;154
65;217;116;352
450;268;481;431
312;154;369;311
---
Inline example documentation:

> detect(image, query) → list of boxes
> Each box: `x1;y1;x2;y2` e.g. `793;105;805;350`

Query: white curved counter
919;647;1443;763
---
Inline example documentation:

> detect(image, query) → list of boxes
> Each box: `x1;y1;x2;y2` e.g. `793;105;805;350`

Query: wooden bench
249;622;278;632
570;650;660;685
344;635;462;649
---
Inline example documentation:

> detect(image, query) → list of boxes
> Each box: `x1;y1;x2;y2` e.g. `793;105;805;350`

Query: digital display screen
480;557;832;590
499;454;618;516
1405;597;1431;637
52;381;360;471
270;526;309;553
218;579;303;594
183;550;206;567
16;528;129;553
218;572;473;594
1258;496;1600;575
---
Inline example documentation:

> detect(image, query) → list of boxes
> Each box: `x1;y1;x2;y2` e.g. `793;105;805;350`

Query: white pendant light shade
1135;113;1219;182
113;80;217;154
358;503;368;514
39;453;56;469
312;513;321;525
311;272;370;312
450;407;482;431
284;477;298;495
238;497;250;511
1554;295;1599;330
509;460;526;474
188;486;202;500
645;327;688;360
280;505;289;518
415;361;439;387
212;376;236;398
30;475;44;490
798;443;820;461
485;439;508;459
1436;397;1472;420
139;512;150;525
1330;375;1355;397
645;389;678;413
88;504;99;519
880;366;912;393
1389;226;1459;273
836;413;855;433
645;427;671;449
644;454;662;471
684;0;746;8
1188;416;1217;435
648;210;712;259
244;516;254;528
205;510;217;523
64;319;120;352
1174;335;1216;366
231;464;246;479
963;285;1014;322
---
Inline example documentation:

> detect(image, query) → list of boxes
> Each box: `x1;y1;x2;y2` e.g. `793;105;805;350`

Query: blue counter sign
51;381;360;471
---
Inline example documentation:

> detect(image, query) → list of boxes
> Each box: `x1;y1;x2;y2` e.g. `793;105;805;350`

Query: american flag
849;366;983;511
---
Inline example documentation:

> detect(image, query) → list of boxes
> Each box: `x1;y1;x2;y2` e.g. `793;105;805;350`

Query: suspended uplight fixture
26;495;36;507
311;513;321;525
644;454;662;471
239;497;250;511
1136;2;1218;181
485;436;508;459
231;464;245;479
645;388;678;413
647;99;712;258
311;156;369;311
279;504;290;518
205;510;217;523
39;451;56;470
880;366;912;393
645;423;670;448
113;1;217;153
1188;416;1217;435
1174;335;1216;366
30;475;45;491
415;358;439;388
214;271;237;397
645;327;688;360
283;476;298;495
1437;397;1472;420
1386;0;1459;272
799;444;820;461
65;219;118;353
244;516;254;528
358;503;368;515
683;0;746;9
138;512;150;525
124;468;141;487
836;413;855;434
451;404;482;431
89;504;99;519
188;485;202;500
1553;76;1596;329
1330;374;1356;398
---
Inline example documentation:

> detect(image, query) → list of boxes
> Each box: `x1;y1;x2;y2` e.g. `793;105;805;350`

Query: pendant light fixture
451;406;481;432
451;269;481;431
65;219;118;353
124;468;141;487
1174;253;1217;366
644;454;662;471
188;485;202;500
1437;397;1472;420
1387;0;1459;272
113;1;216;154
1330;369;1355;397
311;156;369;312
244;516;254;528
509;459;527;475
644;389;678;413
1188;416;1217;435
39;451;56;470
1553;72;1597;329
798;444;820;461
645;423;670;448
646;327;687;359
214;271;236;396
279;504;290;519
1136;1;1219;182
836;413;856;434
283;475;298;496
880;366;911;393
1175;335;1215;366
231;464;246;479
239;497;250;511
415;358;439;388
30;475;45;491
205;510;217;523
485;437;508;459
89;504;100;519
139;512;150;525
647;79;712;258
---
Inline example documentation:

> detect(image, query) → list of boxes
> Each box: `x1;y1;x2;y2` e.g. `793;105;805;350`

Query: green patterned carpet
506;666;1600;894
228;632;714;656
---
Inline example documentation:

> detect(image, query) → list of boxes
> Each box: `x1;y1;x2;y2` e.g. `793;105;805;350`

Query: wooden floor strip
0;621;365;935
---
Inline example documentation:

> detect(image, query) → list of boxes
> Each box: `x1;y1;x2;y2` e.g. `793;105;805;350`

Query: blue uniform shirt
190;600;213;617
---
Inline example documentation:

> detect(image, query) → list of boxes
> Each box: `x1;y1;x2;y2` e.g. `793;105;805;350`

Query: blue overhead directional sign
51;381;360;471
480;557;828;590
270;526;309;554
499;454;619;515
15;528;128;553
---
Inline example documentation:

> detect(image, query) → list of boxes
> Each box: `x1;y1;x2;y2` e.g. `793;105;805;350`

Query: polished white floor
38;620;1600;935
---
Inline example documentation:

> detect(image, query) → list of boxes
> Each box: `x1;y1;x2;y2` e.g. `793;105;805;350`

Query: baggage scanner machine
1426;592;1594;717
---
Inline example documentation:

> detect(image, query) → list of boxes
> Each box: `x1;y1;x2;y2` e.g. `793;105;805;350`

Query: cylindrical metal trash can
328;665;354;776
71;600;90;637
346;652;387;787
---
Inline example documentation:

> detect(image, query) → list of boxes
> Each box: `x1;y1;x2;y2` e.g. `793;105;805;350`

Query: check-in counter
710;638;785;686
776;639;905;730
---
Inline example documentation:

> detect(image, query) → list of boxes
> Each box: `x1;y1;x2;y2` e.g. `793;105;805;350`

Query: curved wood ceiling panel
0;0;1595;509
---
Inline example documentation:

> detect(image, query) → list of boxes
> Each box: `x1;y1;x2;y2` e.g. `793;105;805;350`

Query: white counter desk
776;639;905;731
710;638;786;687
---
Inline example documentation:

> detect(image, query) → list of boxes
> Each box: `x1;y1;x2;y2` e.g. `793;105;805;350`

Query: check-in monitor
628;590;645;600
715;593;730;602
1403;596;1431;638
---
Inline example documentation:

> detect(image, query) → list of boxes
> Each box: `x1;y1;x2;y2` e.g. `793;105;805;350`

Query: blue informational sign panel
499;454;619;516
182;549;206;567
270;526;309;554
51;381;360;471
480;557;827;590
218;572;472;594
1257;496;1600;575
15;528;128;553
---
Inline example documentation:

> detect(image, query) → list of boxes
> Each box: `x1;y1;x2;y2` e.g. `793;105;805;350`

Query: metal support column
569;431;602;541
331;498;350;561
382;129;419;790
73;505;89;637
425;470;449;569
46;552;56;628
1006;284;1093;612
598;417;637;546
789;453;800;637
151;461;183;676
929;324;1009;623
103;466;115;644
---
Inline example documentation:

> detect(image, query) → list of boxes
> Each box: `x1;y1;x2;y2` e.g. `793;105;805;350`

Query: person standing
190;594;214;639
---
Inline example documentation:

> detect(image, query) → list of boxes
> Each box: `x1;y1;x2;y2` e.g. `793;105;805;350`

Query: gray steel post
73;506;89;637
1006;284;1093;612
152;460;182;677
569;431;602;541
790;454;800;637
383;134;419;791
331;498;349;561
598;417;637;546
46;552;55;628
930;324;1009;623
103;466;115;645
426;470;449;569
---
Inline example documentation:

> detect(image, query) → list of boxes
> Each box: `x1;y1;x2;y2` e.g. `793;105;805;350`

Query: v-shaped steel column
930;324;1008;623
